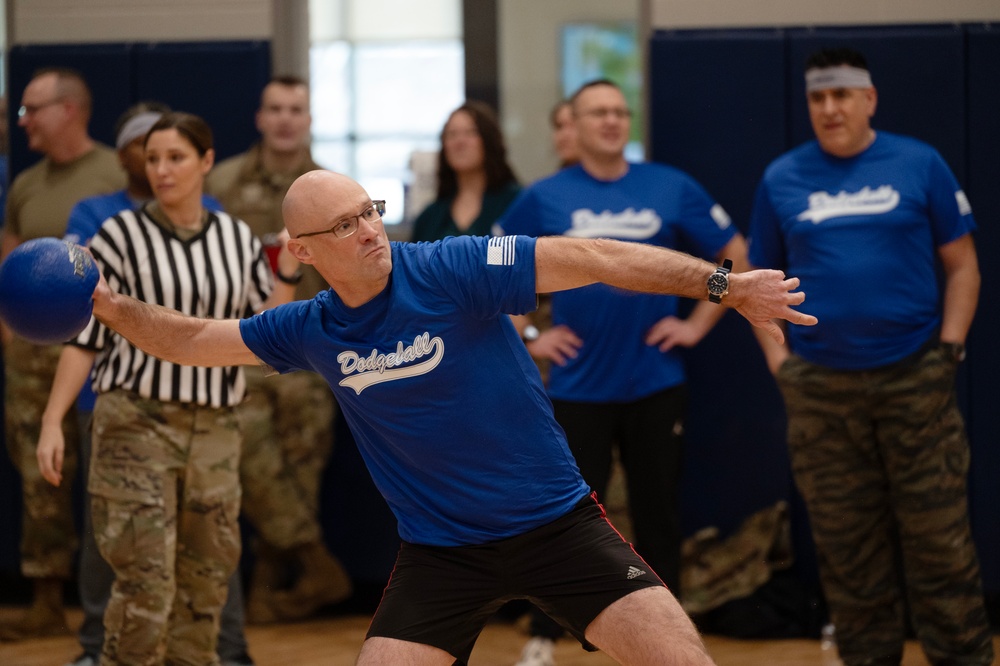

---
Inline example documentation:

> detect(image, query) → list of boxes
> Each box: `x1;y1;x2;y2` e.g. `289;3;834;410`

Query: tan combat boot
245;542;287;624
0;577;70;641
270;541;352;621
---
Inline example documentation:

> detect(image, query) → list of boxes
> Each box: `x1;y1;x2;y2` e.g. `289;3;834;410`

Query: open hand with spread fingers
726;269;817;344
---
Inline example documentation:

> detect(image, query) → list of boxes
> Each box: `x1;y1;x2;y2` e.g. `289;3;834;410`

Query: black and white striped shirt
76;206;273;408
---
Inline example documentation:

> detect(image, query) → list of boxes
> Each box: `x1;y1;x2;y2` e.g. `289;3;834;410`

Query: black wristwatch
940;341;966;363
521;325;541;343
707;259;733;304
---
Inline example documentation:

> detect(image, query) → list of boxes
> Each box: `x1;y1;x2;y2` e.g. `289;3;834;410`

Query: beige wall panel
499;0;639;183
10;0;271;44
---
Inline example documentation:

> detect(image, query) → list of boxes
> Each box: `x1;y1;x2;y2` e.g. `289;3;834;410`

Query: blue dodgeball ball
0;238;99;345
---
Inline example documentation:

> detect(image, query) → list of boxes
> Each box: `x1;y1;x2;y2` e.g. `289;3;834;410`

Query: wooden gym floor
2;607;997;665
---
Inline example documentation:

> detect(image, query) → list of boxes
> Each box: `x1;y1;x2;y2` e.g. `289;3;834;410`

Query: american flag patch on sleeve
487;236;516;266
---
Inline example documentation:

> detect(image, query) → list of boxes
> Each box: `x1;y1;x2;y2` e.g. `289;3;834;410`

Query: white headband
116;112;163;150
805;66;873;92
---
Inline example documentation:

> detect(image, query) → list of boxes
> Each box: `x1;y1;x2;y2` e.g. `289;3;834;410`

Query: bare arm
645;235;750;351
37;346;96;486
937;233;979;345
534;236;816;344
92;273;257;368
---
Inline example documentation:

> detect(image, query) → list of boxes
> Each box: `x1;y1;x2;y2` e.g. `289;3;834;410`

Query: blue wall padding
7;41;270;177
964;24;1000;593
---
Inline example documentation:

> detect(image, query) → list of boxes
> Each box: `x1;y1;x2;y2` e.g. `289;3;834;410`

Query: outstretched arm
92;272;257;368
534;236;816;344
37;346;96;486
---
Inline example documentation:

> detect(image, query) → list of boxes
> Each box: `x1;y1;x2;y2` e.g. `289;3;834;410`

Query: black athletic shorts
366;493;665;664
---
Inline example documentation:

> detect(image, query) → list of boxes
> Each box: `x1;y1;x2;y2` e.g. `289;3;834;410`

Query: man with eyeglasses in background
206;75;353;626
496;79;749;666
0;67;123;642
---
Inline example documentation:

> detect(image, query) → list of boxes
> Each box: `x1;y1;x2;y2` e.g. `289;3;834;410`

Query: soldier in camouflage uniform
206;75;351;623
748;48;993;665
1;67;124;641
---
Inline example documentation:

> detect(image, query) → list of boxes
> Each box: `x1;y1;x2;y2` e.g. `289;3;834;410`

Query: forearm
94;289;255;367
42;346;96;427
938;234;980;344
940;265;979;343
679;235;750;340
535;237;713;298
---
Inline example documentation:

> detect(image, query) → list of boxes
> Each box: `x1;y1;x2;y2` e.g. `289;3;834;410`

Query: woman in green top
410;100;520;242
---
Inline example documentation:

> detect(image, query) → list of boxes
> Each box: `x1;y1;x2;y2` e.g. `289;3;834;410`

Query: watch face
707;273;728;295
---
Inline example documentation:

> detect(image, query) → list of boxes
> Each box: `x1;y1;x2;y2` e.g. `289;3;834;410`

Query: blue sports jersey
240;235;590;547
748;132;976;370
495;163;735;402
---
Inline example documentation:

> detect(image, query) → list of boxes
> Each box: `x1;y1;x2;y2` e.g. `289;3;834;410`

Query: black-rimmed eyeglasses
296;200;386;239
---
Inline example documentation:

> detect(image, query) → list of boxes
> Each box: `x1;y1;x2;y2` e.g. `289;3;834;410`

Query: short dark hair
268;74;308;89
569;78;622;109
436;100;518;199
806;47;869;72
32;66;93;117
144;111;214;156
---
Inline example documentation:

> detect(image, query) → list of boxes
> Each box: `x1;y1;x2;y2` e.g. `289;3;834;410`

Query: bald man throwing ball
76;169;816;666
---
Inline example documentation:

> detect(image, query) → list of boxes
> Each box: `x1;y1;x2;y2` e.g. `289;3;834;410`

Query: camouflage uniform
90;390;242;666
208;144;334;536
3;338;80;579
237;370;334;550
776;347;994;666
207;144;351;621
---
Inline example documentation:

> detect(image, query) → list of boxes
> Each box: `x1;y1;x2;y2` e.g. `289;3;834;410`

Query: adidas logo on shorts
627;565;646;580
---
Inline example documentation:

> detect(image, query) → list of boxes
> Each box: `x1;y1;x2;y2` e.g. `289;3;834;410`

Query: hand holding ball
0;238;100;345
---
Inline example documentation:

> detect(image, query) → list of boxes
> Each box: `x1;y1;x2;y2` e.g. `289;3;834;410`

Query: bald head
283;170;367;238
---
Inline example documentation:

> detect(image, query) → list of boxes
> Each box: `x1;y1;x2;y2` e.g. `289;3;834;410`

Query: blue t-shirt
63;190;224;411
748;132;975;370
495;163;736;402
239;235;590;547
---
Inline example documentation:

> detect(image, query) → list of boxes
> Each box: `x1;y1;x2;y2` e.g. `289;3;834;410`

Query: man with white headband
58;103;255;666
748;47;993;665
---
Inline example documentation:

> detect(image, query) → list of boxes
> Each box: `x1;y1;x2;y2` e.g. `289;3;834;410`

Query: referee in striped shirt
36;112;301;665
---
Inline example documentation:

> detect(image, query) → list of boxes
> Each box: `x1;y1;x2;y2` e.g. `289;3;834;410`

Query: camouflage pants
90;390;242;666
3;337;79;579
236;369;334;550
776;347;994;666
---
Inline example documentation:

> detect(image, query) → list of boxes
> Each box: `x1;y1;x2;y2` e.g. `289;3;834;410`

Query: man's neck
47;134;96;165
580;153;629;182
260;144;307;174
